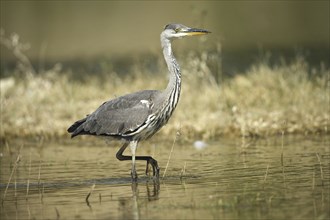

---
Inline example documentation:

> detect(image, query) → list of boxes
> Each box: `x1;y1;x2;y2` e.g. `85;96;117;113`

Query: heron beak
183;28;211;36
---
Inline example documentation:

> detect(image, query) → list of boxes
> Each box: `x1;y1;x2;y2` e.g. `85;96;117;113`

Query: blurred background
1;1;329;76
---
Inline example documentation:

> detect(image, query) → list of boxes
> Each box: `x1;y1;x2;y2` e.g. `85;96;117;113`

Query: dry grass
0;31;329;141
1;56;328;140
175;55;329;139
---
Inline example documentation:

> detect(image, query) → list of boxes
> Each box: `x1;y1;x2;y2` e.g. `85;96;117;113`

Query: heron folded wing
81;90;161;137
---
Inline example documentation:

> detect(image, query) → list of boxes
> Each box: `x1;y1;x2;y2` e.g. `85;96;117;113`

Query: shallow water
1;135;329;219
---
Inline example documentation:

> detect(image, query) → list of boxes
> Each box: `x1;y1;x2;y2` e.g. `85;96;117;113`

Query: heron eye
175;28;180;33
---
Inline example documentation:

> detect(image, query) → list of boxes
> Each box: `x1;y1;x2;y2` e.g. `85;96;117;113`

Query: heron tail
67;118;87;138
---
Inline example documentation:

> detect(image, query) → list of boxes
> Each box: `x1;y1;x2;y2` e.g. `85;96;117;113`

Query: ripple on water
0;136;329;219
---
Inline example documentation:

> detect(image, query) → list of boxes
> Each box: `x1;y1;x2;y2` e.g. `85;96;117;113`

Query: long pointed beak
183;28;211;36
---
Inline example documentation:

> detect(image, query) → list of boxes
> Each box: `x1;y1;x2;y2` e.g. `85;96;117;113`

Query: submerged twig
263;164;270;187
26;152;32;200
315;153;324;186
180;162;187;179
14;176;17;200
55;207;60;220
40;182;45;203
280;130;284;166
312;171;315;190
280;129;286;189
38;159;42;187
2;154;21;205
86;184;96;206
162;128;181;178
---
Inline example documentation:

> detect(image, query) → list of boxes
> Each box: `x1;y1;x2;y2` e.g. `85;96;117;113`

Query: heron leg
129;141;138;180
116;141;138;180
115;141;159;179
135;156;159;178
116;142;130;160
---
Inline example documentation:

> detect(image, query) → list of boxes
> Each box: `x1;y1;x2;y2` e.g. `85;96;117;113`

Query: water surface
1;135;329;219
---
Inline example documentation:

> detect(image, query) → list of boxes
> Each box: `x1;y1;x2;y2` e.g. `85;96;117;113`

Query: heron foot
146;158;160;178
131;170;138;181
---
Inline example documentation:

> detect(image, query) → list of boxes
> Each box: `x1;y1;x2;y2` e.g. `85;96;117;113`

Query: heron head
162;23;210;39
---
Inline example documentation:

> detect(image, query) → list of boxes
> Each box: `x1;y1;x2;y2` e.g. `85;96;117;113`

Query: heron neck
161;37;181;98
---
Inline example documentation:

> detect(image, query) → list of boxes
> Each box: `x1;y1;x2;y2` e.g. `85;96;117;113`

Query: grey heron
67;23;210;180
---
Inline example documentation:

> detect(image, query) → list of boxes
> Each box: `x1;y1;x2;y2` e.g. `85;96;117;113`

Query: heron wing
68;90;161;137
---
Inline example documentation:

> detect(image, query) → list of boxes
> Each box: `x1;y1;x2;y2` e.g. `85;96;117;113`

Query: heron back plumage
67;90;165;139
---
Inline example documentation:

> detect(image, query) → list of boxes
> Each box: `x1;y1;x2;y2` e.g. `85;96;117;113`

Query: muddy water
1;135;329;219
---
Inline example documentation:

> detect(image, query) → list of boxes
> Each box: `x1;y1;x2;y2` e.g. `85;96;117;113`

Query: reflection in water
117;181;160;220
0;136;329;219
131;182;139;220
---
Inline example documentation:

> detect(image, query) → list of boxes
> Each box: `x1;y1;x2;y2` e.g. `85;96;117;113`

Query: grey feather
68;90;162;138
